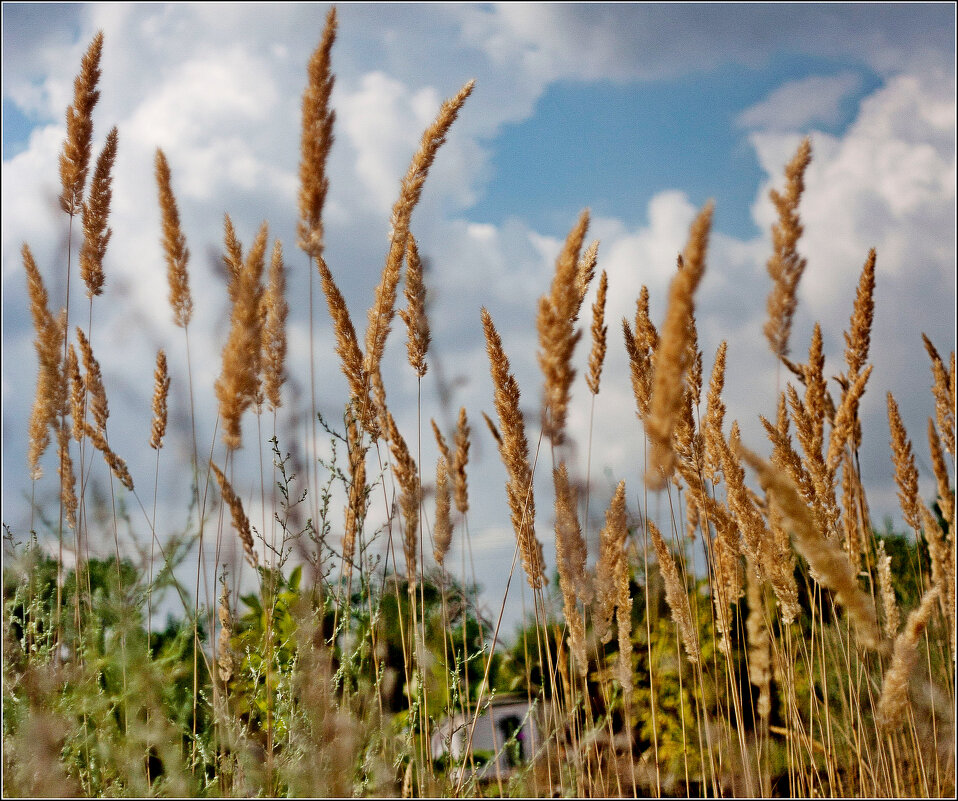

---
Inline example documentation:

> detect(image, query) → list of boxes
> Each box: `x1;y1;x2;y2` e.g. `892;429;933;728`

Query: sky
2;3;956;637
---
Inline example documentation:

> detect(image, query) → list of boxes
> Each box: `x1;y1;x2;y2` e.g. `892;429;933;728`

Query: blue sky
2;3;955;635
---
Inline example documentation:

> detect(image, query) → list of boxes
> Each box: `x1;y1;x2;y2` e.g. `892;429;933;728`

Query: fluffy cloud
737;73;863;131
457;3;954;83
3;4;954;636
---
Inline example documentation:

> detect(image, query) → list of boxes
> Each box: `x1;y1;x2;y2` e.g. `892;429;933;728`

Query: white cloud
456;3;954;84
738;72;862;131
2;4;954;638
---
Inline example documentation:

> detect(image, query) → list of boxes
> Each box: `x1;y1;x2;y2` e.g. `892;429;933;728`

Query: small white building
430;694;542;780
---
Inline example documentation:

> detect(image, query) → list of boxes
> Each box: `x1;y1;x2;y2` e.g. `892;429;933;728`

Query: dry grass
5;19;955;801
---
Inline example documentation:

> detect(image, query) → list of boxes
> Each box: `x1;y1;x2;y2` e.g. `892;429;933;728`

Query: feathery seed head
298;7;337;258
645;201;713;489
482;307;545;589
155;149;193;328
211;463;257;568
79;126;117;298
59;32;103;216
538;210;589;443
586;269;608;395
398;234;430;377
150;350;170;450
262;239;288;410
764;137;811;360
453;407;471;515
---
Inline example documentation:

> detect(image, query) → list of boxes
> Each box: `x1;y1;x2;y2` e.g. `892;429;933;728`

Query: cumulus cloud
2;3;954;635
737;72;863;131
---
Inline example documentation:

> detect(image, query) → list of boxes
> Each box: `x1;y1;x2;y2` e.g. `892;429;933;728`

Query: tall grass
4;12;955;798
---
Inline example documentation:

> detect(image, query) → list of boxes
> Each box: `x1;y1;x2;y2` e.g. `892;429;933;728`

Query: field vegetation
3;10;955;797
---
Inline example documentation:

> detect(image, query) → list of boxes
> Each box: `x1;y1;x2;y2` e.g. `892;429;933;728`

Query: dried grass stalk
878;586;940;727
950;351;957;455
262;239;288;411
217;579;234;684
84;420;133;491
211;462;257;568
923;334;956;457
317;258;375;435
840;452;865;572
703;341;728;482
843;248;876;376
928;418;954;528
481;307;545;589
155;149;193;328
150;350;170;450
595;480;627;645
738;443;881;648
363;80;474;420
761;392;814;503
623;286;659;424
710;503;743;652
453;407;471;515
887;392;920;530
432;419;451;463
67;346;84;442
433;457;452;568
215;223;268;449
802;323;827;458
298;7;337;258
755;398;803;623
59;32;103;216
75;327;108;434
786;384;834;535
645;202;713;488
57;423;78;530
554;463;589;677
586;269;608;395
613;487;634;693
919;503;955;658
876;539;900;638
481;411;502;447
764;137;811;360
843;250;876;450
826;364;873;473
713;422;770;579
24;245;65;479
537;210;589;443
385;411;420;586
398;234;429;377
575;240;599;314
222;213;243;303
648;519;699;664
342;413;366;570
79;126;117;298
746;559;771;723
763;504;800;626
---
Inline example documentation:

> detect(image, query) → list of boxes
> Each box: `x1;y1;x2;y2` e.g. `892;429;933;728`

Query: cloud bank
3;3;954;632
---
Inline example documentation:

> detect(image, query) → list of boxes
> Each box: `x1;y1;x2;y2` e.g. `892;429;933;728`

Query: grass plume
763;137;811;361
58;31;103;216
645;202;713;489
